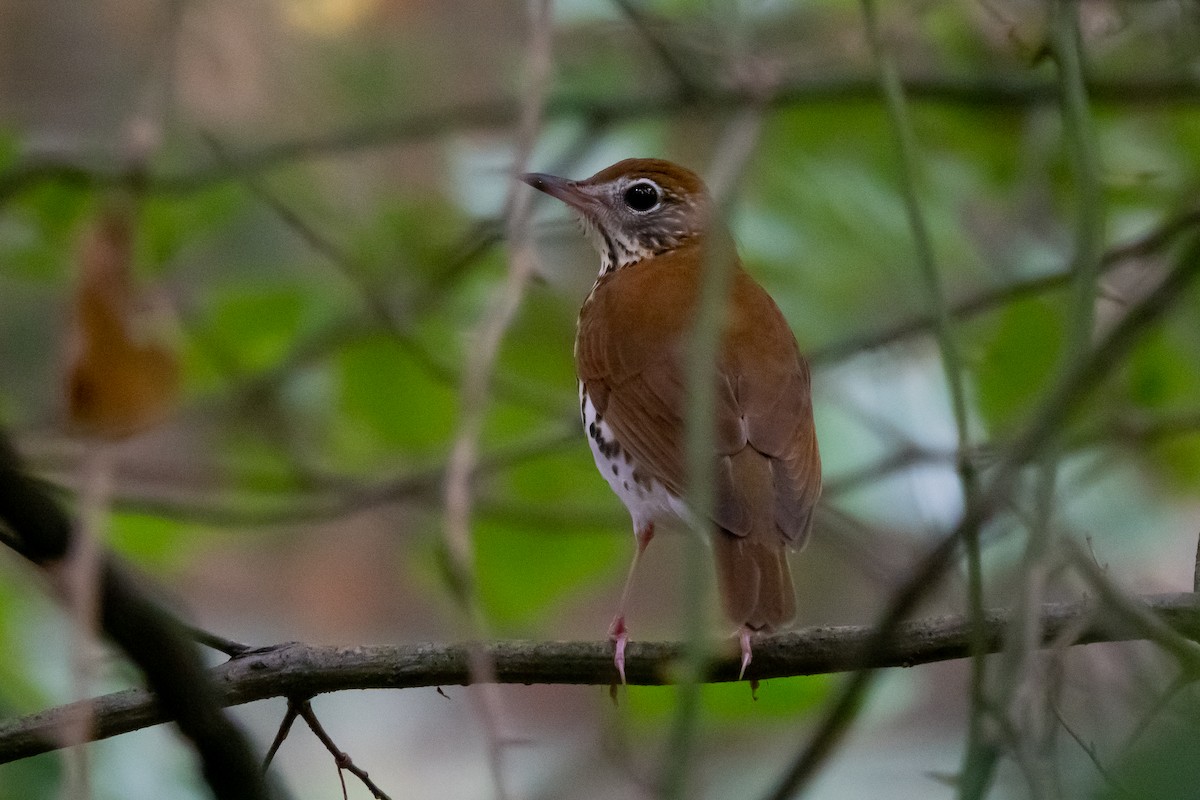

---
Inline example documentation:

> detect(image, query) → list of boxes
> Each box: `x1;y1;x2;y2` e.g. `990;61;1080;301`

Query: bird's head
522;158;714;275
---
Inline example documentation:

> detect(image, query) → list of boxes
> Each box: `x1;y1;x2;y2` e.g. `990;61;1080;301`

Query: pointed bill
521;172;603;218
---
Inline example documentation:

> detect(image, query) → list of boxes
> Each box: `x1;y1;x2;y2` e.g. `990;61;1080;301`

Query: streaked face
523;159;712;275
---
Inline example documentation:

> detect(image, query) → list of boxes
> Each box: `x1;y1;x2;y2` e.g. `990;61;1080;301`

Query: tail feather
712;448;798;631
713;532;795;632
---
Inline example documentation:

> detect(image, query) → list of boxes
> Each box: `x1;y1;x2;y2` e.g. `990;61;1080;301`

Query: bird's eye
623;182;659;212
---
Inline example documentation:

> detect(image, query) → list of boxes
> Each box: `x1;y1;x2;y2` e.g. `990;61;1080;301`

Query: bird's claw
610;616;628;684
738;628;753;681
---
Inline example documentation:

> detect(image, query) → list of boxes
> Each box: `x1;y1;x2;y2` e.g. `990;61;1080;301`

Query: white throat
579;218;649;276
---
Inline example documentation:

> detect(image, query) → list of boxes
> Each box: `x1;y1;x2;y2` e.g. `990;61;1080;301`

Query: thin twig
976;10;1106;796
1050;702;1125;795
762;232;1200;800
1065;538;1200;671
439;3;554;799
808;206;1200;368
261;703;300;771
1194;531;1199;594
187;626;252;658
294;700;394;800
858;6;986;796
58;444;113;800
610;0;705;99
32;425;577;529
1052;0;1105;349
660;92;771;800
5;76;1200;202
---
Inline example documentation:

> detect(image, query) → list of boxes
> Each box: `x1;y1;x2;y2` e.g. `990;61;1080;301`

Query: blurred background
3;0;1200;798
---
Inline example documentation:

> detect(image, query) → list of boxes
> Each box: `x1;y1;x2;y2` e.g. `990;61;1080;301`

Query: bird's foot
738;627;753;681
609;616;629;684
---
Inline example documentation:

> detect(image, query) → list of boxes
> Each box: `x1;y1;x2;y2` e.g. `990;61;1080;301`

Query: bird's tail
713;532;796;632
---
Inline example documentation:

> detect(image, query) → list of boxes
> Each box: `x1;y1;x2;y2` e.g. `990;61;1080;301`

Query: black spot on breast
612;464;618;476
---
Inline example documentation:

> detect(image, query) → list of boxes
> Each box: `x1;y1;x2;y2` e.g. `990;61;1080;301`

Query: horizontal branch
2;592;1197;765
3;75;1200;199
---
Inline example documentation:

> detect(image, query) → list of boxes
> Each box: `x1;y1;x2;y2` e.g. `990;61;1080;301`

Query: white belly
580;385;688;534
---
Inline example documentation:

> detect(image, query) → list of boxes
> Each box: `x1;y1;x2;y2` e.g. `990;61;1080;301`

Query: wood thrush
522;158;821;682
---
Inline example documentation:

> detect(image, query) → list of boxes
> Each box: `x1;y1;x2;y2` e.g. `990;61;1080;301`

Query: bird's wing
576;245;820;543
724;271;822;545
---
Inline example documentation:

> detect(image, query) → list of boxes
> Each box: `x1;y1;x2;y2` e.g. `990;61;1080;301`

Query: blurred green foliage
2;0;1200;798
625;674;831;723
975;295;1068;431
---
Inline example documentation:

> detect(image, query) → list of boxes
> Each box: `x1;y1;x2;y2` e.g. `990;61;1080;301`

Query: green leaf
499;442;614;507
347;197;469;287
1147;432;1200;492
1126;328;1200;411
975;295;1066;431
0;181;92;281
1102;695;1200;799
474;517;625;632
137;185;244;269
108;512;194;571
624;674;832;723
495;283;577;389
201;285;316;376
335;333;458;457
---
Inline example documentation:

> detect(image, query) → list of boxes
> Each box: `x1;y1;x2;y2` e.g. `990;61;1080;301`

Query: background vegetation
2;0;1200;798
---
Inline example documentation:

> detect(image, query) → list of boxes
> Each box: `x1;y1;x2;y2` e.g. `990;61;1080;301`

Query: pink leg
738;627;753;681
608;523;655;684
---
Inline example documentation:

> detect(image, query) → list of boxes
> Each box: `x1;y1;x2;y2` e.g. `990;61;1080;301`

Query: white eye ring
622;181;661;213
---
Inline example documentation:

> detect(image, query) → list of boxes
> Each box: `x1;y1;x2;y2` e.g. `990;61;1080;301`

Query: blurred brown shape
64;205;179;439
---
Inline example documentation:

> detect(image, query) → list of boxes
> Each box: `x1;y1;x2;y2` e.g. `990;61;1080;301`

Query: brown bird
523;158;821;681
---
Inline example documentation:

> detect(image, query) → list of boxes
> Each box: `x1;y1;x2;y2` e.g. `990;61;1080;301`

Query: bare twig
28;425;577;529
57;444;112;800
1064;538;1200;671
3;594;1198;764
188;625;252;658
610;0;705;99
5;76;1200;202
262;703;300;771
439;3;555;799
0;434;272;800
1194;531;1199;594
808;206;1200;368
294;700;394;800
661;90;771;800
858;5;986;796
1050;702;1125;795
1052;0;1105;349
763;232;1200;800
974;8;1108;797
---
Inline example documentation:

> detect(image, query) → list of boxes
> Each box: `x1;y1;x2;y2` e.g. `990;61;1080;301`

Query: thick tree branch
1;593;1197;765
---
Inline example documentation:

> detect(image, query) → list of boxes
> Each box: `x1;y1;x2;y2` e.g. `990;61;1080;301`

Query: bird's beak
521;172;602;217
